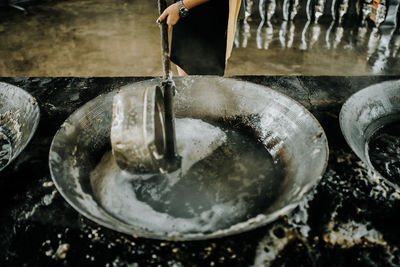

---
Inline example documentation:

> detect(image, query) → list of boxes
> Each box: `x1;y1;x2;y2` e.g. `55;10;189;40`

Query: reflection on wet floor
228;19;400;75
0;0;399;76
226;0;400;75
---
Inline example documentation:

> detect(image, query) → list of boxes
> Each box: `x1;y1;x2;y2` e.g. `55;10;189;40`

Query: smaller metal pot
111;85;168;174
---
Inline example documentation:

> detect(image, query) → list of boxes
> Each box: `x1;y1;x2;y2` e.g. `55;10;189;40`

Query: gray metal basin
49;76;328;240
340;80;400;186
0;82;40;172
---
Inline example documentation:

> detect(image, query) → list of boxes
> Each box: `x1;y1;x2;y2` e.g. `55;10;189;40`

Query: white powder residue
0;129;12;168
252;189;316;267
22;193;56;220
323;221;387;248
253;226;298;266
90;118;238;234
175;118;227;174
0;111;22;145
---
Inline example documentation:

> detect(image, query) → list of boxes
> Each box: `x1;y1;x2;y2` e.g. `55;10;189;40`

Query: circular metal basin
0;82;40;172
49;77;328;241
340;80;400;186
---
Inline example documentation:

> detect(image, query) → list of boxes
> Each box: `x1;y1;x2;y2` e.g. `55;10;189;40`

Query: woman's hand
157;3;180;28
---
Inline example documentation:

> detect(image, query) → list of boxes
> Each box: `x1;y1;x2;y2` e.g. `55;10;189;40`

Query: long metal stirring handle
157;0;181;168
158;0;171;80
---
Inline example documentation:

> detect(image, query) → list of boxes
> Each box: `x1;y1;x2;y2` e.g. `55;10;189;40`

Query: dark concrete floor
1;0;399;76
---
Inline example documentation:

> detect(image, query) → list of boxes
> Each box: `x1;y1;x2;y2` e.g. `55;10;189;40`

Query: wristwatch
177;1;189;18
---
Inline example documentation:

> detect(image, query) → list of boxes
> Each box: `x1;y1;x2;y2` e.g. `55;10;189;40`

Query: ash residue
216;114;263;143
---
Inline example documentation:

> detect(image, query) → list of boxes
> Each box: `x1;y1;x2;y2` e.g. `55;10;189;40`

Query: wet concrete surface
1;0;400;76
0;0;163;76
1;76;400;266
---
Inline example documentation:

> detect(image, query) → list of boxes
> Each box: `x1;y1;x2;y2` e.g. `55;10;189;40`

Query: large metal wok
0;82;40;172
340;80;400;187
49;76;328;240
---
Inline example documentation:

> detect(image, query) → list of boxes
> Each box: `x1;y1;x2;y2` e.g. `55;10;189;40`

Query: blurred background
0;0;399;76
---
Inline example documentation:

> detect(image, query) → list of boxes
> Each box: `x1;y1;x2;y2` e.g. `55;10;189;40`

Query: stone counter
1;76;399;266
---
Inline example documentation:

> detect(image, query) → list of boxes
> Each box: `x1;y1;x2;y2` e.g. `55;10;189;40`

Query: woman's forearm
157;0;211;27
182;0;210;10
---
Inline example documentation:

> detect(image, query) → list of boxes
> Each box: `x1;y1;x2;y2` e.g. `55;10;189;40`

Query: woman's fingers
156;3;180;26
157;10;168;23
167;16;174;29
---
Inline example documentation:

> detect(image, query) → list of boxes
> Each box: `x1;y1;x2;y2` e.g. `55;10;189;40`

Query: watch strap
177;1;189;18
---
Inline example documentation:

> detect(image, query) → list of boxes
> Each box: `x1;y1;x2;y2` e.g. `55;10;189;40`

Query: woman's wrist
181;0;210;10
181;0;190;10
182;0;193;10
